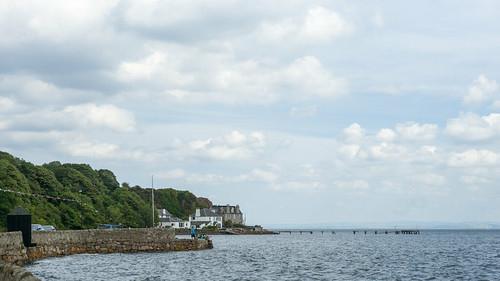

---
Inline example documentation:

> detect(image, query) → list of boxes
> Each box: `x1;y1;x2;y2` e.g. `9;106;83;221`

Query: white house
189;208;223;229
158;209;190;229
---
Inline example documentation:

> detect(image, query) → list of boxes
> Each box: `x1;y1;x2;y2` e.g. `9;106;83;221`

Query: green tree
0;151;212;231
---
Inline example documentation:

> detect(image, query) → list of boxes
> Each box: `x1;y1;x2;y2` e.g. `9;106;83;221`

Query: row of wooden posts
277;230;420;235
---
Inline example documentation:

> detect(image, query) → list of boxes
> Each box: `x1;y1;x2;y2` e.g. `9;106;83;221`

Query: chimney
195;208;200;217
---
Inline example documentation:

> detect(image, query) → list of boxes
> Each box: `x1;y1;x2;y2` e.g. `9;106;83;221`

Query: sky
1;0;500;227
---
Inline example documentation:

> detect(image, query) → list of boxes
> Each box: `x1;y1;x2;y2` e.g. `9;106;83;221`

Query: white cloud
448;149;499;167
271;180;323;192
411;173;446;187
301;164;318;178
281;56;347;98
224;130;248;146
0;75;99;105
395;122;438;141
116;51;194;87
372;12;384;28
61;140;120;159
159;166;280;185
117;53;347;104
464;74;498;105
57;135;150;160
334;179;369;190
369;142;407;160
460;175;490;185
0;102;136;133
338;123;441;163
289;105;318;117
180;130;266;161
413;145;440;163
63;103;136;132
492;100;500;109
301;6;351;41
343;123;364;143
376;128;397;142
159;168;187;180
258;6;351;43
446;113;500;141
247;169;279;183
338;144;363;160
0;120;9;130
0;0;116;44
0;97;15;111
119;0;202;29
3;0;500;224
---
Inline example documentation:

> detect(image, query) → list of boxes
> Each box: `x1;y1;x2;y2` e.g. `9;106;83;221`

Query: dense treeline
0;151;211;231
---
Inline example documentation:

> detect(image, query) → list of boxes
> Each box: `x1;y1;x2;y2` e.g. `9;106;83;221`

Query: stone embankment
0;228;212;281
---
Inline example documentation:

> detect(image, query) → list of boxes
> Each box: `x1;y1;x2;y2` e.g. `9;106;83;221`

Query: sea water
27;230;500;280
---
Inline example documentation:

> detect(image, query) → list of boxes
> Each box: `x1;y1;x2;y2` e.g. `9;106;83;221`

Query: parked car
98;224;123;230
42;225;56;231
31;224;43;231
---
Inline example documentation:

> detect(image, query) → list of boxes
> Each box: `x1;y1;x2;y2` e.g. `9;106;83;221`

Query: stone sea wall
0;232;27;265
28;228;177;261
0;228;212;266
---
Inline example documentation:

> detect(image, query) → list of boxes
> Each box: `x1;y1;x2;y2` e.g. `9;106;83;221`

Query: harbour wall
0;232;27;265
0;228;212;276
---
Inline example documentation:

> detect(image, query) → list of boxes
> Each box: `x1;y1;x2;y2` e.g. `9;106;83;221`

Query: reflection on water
27;230;500;280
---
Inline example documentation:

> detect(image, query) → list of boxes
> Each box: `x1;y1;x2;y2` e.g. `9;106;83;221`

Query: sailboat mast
151;175;155;228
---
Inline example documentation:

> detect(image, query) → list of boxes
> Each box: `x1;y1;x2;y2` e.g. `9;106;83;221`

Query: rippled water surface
27;230;500;280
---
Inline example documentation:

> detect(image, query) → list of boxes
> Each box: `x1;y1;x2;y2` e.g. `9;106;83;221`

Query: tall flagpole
151;175;155;228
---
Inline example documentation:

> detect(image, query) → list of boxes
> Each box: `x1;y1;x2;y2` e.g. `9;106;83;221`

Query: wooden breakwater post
398;230;420;235
275;229;419;235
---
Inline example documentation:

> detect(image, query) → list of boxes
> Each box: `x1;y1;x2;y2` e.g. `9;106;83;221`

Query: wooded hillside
0;151;211;230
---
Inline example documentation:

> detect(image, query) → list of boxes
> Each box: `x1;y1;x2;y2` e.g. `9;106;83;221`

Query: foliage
224;220;233;228
130;187;211;220
202;225;219;232
0;151;210;230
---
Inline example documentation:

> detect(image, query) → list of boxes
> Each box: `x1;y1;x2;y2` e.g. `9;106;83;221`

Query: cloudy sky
1;0;500;227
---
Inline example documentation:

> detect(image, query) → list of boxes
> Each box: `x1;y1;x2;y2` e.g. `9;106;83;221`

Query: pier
276;229;420;235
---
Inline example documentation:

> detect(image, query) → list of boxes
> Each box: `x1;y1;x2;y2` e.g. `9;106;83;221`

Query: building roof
211;205;242;214
191;221;216;227
159;216;184;223
194;208;221;217
158;208;185;222
158;208;173;216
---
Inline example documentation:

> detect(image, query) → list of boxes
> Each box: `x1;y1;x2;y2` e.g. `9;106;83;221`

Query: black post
7;207;33;247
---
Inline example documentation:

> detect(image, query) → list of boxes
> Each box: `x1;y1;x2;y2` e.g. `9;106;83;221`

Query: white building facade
189;208;223;229
158;209;190;229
